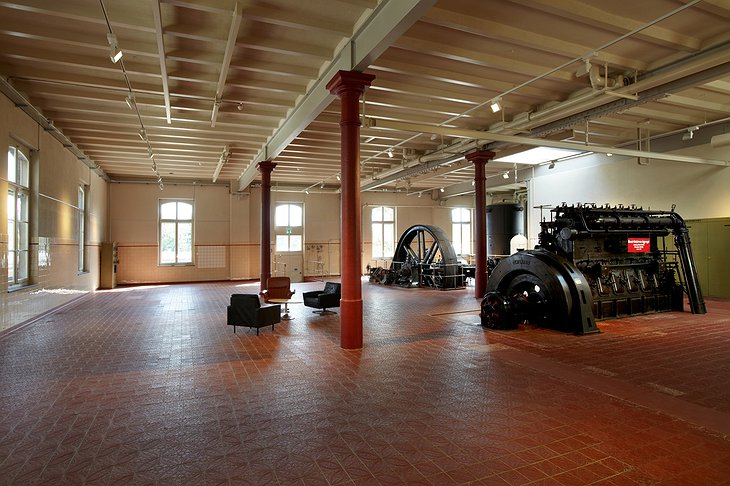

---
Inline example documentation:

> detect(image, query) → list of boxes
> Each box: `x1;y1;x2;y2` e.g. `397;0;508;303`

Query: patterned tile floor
0;280;729;485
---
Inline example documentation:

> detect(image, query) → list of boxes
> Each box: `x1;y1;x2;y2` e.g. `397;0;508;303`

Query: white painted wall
526;142;730;246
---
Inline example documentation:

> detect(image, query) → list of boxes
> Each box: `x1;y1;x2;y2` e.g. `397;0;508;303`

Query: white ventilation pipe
589;64;625;90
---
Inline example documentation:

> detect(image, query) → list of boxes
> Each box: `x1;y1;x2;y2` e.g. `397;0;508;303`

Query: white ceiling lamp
682;126;699;141
490;97;502;113
711;133;730;148
212;145;230;183
107;33;122;63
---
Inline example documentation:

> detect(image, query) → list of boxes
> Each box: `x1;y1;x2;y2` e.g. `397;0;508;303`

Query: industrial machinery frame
481;204;706;334
369;224;465;290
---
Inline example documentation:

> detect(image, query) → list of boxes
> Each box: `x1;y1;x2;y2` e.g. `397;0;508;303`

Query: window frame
371;206;395;259
7;145;31;288
77;185;89;273
451;207;472;256
158;199;194;266
274;203;303;253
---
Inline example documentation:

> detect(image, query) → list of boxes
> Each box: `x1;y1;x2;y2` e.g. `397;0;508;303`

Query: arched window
159;200;193;264
371;206;395;259
451;207;471;255
275;203;303;251
7;145;30;286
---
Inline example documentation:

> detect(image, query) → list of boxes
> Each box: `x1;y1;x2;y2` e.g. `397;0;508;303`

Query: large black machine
481;203;706;334
369;224;467;290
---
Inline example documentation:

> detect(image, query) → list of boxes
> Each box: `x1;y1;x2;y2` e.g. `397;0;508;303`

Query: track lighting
320;181;325;189
237;102;244;111
138;129;146;141
125;94;135;110
682;126;699;141
336;174;341;181
548;161;555;169
304;189;309;195
107;33;123;63
502;171;510;179
148;147;154;158
387;148;394;158
490;97;502;113
159;183;164;191
606;153;613;157
440;187;445;193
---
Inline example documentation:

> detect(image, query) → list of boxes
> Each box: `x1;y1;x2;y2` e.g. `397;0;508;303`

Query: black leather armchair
303;282;341;315
227;294;281;335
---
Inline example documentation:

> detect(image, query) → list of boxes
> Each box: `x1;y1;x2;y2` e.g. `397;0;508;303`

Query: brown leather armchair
260;276;295;302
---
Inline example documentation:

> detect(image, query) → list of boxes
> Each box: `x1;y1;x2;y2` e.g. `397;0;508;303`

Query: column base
340;298;363;349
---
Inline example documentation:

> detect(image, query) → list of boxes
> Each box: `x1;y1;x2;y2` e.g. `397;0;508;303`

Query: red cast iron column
466;150;495;299
326;70;375;349
258;161;276;293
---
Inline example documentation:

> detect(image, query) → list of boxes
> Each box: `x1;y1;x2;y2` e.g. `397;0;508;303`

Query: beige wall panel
229;193;251;242
0;98;107;332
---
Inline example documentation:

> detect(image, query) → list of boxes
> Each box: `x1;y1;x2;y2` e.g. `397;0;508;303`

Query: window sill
158;263;195;267
8;283;39;293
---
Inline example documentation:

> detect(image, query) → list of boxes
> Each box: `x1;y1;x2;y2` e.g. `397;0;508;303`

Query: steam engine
481;204;706;334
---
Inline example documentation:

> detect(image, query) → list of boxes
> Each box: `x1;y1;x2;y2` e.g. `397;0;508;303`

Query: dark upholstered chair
303;282;341;315
227;294;281;335
260;276;295;303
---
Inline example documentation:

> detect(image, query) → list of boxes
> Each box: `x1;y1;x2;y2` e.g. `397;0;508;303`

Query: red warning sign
628;237;650;253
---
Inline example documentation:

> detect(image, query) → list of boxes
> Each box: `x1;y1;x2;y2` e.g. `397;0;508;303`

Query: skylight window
494;147;587;165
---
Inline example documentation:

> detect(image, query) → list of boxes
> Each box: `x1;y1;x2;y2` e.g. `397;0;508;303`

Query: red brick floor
1;280;729;485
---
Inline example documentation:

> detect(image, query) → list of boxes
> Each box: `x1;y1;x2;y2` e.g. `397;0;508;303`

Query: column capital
257;160;277;173
326;70;376;97
465;150;496;164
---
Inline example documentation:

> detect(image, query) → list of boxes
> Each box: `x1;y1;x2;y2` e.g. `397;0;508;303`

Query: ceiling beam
211;3;242;128
151;0;172;124
364;118;730;167
236;0;438;192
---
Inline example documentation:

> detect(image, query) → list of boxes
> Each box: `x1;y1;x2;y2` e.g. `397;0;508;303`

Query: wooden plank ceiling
1;0;729;196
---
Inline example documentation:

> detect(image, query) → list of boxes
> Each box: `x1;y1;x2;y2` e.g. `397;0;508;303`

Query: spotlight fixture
418;192;422;198
125;94;135;110
148;147;154;158
502;171;510;179
107;33;123;63
548;161;556;169
682;126;699;141
138;128;146;141
490;97;502;113
304;189;309;195
471;180;475;186
237;102;244;111
336;174;341;181
387;148;394;158
151;162;157;172
606;153;613;157
440;187;445;193
320;181;325;189
159;183;164;191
